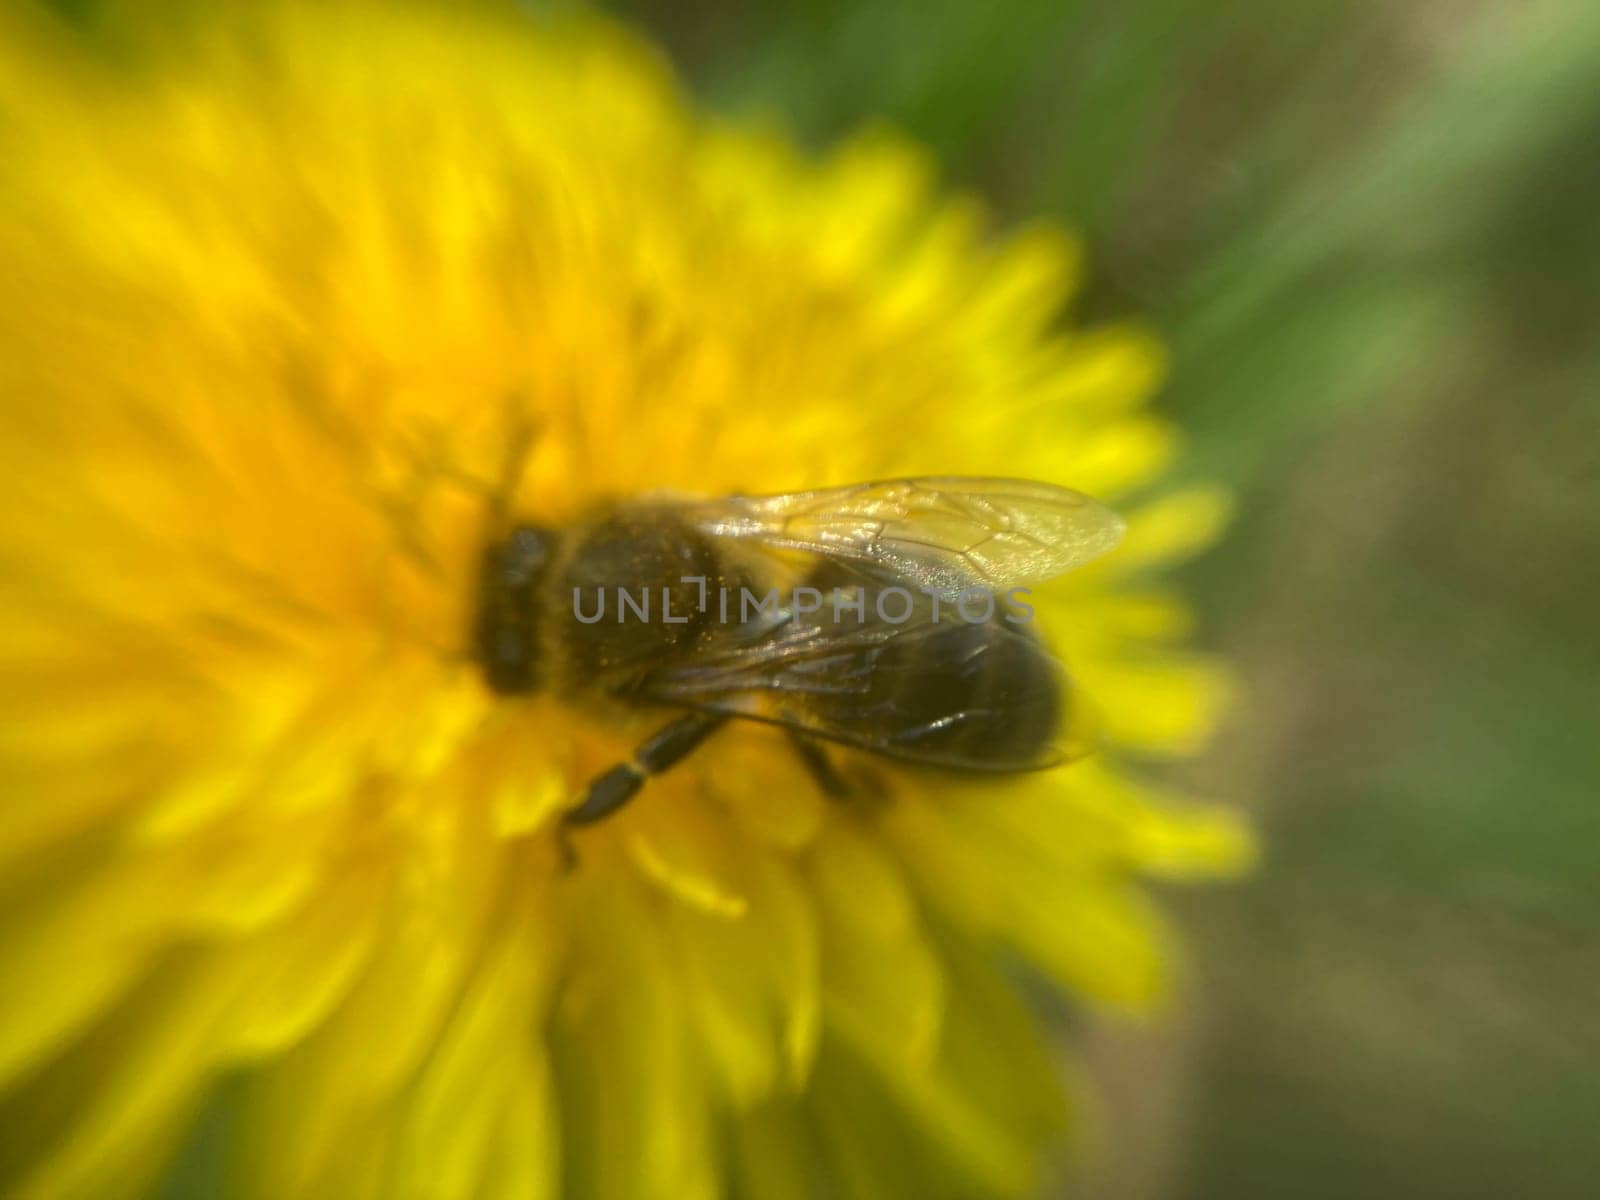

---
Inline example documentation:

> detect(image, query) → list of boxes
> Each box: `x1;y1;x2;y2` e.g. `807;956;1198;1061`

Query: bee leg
563;712;729;829
485;408;539;530
784;730;850;799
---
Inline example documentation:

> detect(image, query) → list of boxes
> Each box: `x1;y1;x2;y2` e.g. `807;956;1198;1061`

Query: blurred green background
597;0;1600;1195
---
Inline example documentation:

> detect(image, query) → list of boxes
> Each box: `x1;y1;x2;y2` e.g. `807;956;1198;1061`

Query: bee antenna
487;398;542;528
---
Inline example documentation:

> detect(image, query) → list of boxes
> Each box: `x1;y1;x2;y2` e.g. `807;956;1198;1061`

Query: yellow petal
669;850;820;1104
626;791;749;920
552;878;717;1200
8;952;247;1200
1082;653;1233;756
1112;485;1234;571
811;823;943;1070
1052;415;1178;498
0;859;166;1086
393;918;557;1200
217;863;386;1062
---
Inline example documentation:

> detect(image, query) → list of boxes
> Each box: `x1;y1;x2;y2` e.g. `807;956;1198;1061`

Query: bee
473;477;1124;833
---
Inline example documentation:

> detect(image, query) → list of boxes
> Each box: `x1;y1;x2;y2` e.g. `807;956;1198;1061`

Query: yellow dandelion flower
0;3;1252;1198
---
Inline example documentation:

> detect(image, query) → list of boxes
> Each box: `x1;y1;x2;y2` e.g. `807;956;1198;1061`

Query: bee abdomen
864;619;1062;770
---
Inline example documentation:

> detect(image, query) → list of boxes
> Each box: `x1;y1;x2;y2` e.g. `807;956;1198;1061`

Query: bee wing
681;476;1124;594
635;596;1095;772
